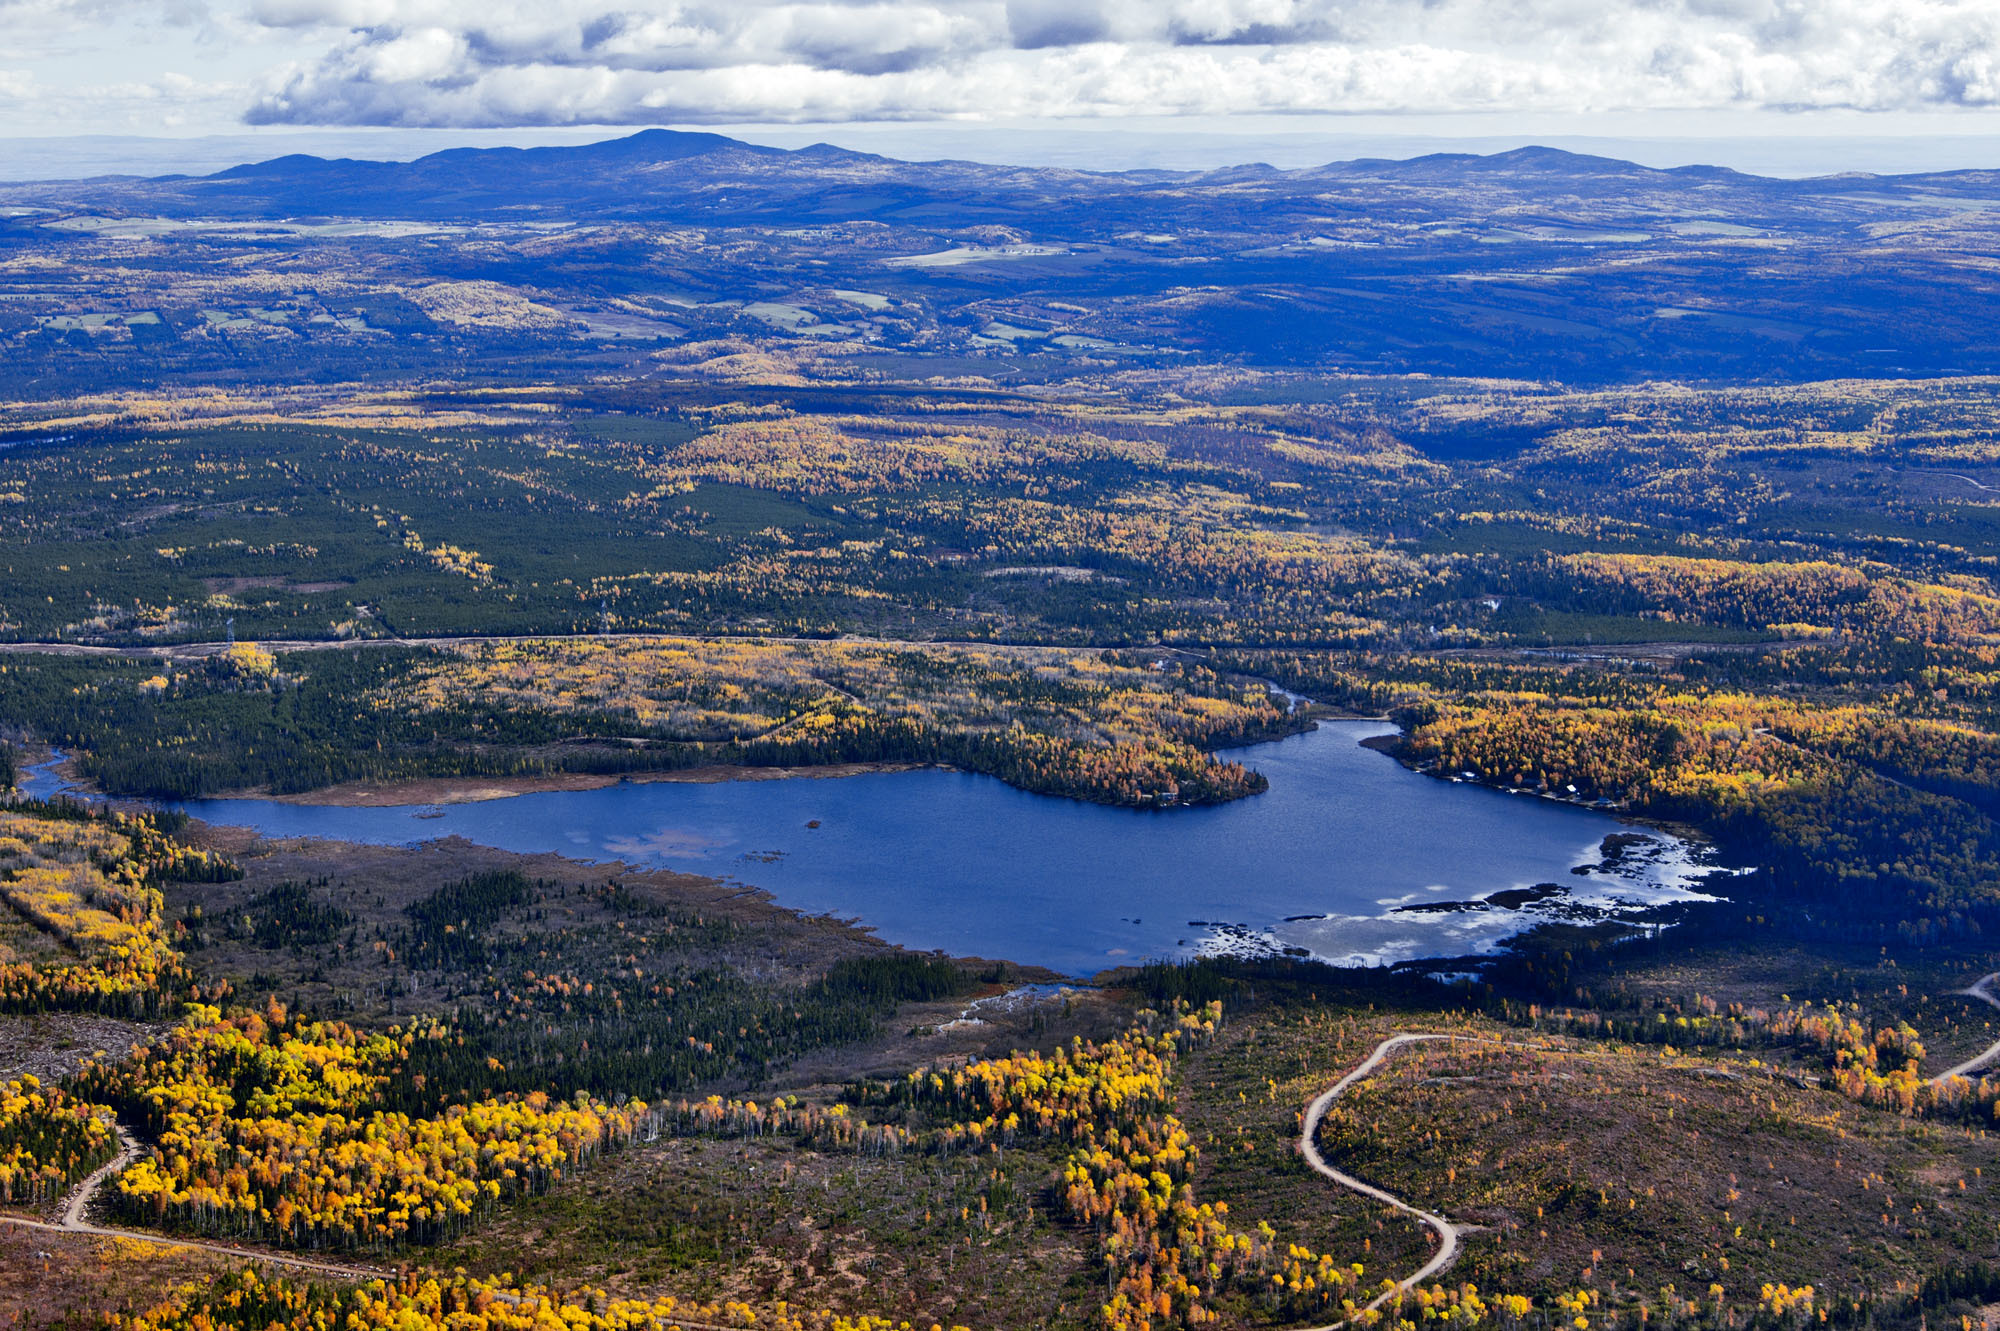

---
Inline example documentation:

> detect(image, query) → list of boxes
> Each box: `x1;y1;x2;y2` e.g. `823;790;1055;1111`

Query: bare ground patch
0;1012;160;1084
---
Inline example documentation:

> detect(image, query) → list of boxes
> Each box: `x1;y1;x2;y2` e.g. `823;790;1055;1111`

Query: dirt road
1;1124;391;1281
1296;1033;1472;1328
1934;973;2000;1085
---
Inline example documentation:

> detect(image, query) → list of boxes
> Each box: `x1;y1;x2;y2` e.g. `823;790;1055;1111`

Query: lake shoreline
248;761;935;808
150;722;1727;977
12;676;1336;813
14;725;1730;978
8;746;936;809
1359;726;1715;846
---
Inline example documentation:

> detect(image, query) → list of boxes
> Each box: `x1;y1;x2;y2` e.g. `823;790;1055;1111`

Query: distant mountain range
9;130;2000;385
14;129;2000;232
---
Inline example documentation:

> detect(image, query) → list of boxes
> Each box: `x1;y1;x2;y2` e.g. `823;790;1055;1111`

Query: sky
14;1;2000;175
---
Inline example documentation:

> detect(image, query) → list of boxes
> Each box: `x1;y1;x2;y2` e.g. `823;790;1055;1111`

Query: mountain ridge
10;127;2000;385
19;129;2000;214
173;131;2000;192
141;131;2000;193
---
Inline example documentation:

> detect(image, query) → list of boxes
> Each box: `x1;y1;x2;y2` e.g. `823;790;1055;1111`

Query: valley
0;131;1995;1331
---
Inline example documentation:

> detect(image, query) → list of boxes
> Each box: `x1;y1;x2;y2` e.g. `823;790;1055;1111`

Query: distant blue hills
14;129;1996;227
9;130;2000;383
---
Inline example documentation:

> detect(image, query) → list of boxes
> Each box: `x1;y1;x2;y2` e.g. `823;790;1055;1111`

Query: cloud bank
21;1;2000;129
239;1;2000;126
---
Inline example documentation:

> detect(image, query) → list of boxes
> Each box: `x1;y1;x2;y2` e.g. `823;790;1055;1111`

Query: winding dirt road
0;1124;391;1280
0;990;1986;1315
8;1139;879;1331
1910;468;2000;494
1296;1033;1477;1327
1300;978;2000;1322
57;1125;141;1231
1934;973;2000;1086
3;1135;845;1331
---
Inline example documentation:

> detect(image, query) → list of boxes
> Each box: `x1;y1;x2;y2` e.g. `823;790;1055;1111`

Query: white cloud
20;0;2000;130
355;27;467;83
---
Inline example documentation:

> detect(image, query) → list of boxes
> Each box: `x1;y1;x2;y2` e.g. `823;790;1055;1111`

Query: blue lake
62;720;1720;977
